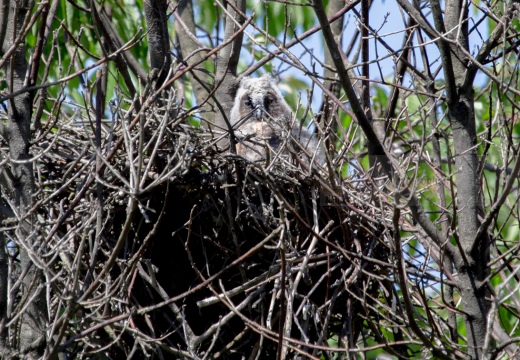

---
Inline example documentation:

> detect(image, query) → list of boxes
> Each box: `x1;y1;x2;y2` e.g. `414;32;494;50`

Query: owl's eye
244;96;253;108
264;94;275;110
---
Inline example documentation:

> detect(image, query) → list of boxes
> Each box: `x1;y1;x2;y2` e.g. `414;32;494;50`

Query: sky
241;0;490;112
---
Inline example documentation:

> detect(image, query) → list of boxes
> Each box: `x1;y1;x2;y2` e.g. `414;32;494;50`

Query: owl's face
236;90;279;122
231;75;292;126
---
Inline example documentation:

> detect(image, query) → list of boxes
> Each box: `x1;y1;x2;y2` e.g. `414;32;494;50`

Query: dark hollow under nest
106;159;392;359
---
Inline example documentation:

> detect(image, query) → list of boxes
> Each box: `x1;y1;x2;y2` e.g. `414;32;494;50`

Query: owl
229;74;323;166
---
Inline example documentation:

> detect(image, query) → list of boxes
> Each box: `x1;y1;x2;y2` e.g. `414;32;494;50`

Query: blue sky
239;0;490;112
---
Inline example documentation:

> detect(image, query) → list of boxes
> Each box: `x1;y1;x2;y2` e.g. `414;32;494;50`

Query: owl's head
230;74;292;125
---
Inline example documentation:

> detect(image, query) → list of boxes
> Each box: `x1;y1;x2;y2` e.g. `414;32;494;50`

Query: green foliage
371;85;389;115
249;0;315;38
196;0;219;32
278;76;309;118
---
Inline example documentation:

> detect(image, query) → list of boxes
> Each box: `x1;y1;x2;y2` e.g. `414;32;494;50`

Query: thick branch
321;0;344;112
212;0;246;138
1;0;47;357
144;0;172;87
173;0;214;125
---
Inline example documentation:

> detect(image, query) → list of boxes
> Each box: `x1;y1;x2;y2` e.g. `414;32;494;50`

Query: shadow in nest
124;155;392;359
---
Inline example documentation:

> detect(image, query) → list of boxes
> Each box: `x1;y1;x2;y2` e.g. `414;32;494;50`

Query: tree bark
321;0;344;127
0;210;8;358
1;0;47;358
144;0;172;88
213;0;246;149
174;0;214;127
430;0;490;357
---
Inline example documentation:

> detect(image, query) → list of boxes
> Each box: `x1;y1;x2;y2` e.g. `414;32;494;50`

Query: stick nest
3;93;395;359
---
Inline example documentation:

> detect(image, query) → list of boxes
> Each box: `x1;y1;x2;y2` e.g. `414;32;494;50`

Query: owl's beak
255;108;263;120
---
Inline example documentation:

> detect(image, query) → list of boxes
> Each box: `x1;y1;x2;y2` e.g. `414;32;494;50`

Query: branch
212;0;246;134
392;207;453;360
0;0;7;49
244;2;359;77
172;0;214;125
89;0;147;83
475;146;520;242
144;0;172;87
